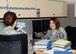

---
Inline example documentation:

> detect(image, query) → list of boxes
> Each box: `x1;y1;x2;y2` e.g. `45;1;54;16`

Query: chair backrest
0;33;28;54
65;26;76;49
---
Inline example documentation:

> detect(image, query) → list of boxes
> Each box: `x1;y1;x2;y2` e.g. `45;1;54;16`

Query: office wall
17;19;33;36
59;0;76;27
18;0;76;36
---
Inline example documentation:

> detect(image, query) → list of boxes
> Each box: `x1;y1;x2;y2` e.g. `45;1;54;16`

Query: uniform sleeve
42;30;52;39
59;27;67;40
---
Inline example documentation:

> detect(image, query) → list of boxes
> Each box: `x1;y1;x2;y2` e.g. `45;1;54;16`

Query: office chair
0;33;28;54
65;26;76;49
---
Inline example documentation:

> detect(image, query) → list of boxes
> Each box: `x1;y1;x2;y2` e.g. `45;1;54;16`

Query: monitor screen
32;19;50;39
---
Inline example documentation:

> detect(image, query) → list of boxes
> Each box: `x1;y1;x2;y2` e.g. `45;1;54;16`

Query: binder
54;50;72;54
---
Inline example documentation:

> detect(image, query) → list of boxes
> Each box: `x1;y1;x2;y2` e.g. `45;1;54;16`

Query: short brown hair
3;11;17;26
50;17;61;29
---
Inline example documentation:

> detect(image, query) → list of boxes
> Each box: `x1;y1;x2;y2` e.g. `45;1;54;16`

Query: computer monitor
32;20;50;39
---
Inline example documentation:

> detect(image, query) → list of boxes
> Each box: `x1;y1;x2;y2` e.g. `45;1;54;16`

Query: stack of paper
52;39;71;51
34;40;52;50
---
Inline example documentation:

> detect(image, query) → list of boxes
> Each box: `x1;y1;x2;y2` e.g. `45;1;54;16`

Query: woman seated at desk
42;17;67;41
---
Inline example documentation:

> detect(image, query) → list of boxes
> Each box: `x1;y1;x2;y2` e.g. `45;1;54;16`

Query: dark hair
3;11;17;26
50;17;61;29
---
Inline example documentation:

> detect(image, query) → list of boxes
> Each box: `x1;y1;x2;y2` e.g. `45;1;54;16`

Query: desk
34;49;76;54
34;49;54;54
34;39;76;54
73;50;76;54
35;50;48;54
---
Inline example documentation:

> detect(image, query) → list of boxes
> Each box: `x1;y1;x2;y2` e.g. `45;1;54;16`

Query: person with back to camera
42;17;67;41
0;11;28;54
0;11;21;35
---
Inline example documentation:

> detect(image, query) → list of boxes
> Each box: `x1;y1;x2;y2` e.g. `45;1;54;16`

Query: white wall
59;0;76;27
18;0;76;36
68;0;76;3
